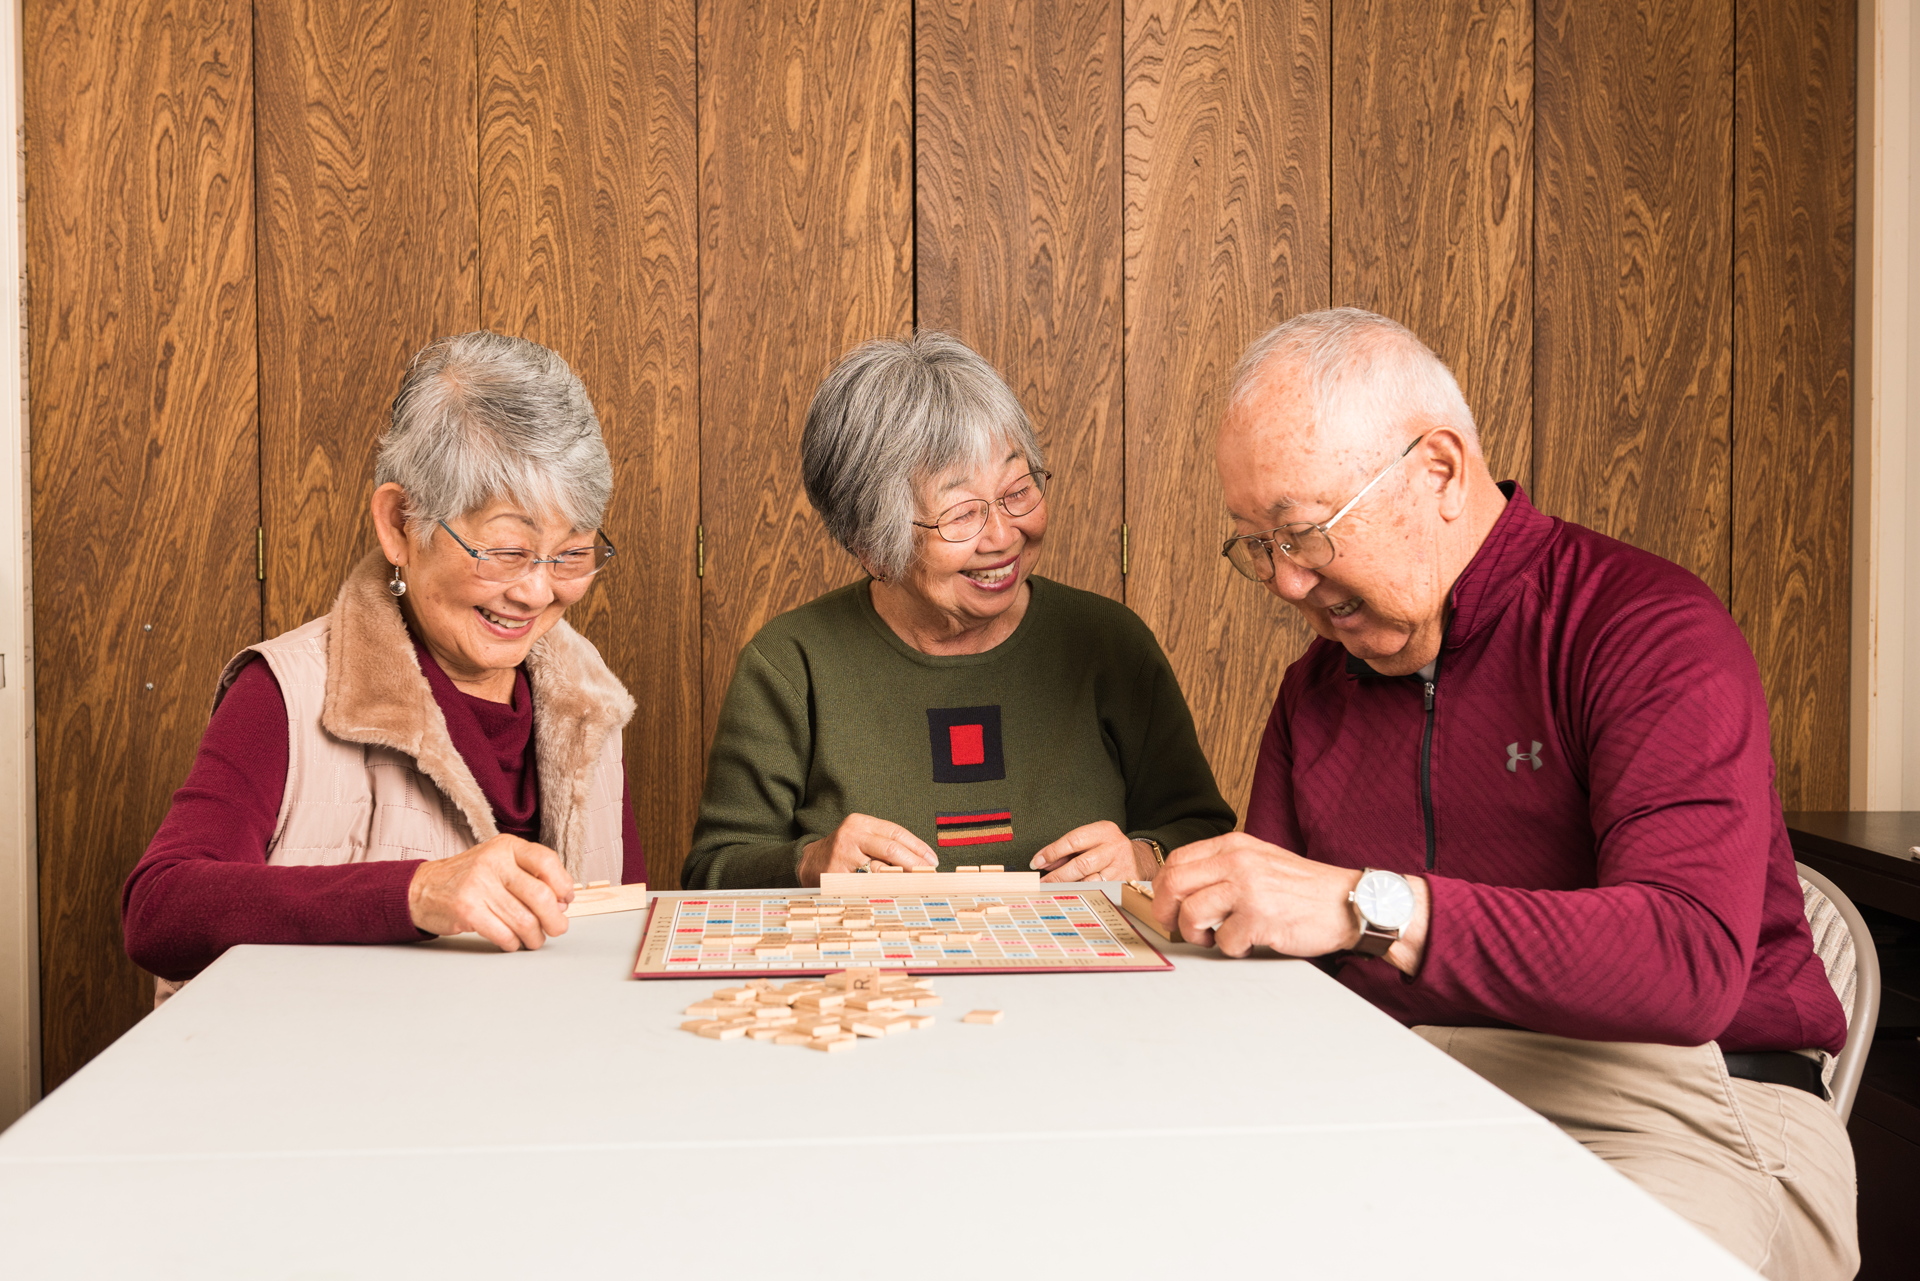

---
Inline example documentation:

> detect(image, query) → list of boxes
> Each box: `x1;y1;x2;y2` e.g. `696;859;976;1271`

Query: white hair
802;331;1046;580
1230;308;1480;460
375;331;612;544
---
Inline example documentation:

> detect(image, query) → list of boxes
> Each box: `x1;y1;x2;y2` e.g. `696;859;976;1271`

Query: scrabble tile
806;1035;857;1053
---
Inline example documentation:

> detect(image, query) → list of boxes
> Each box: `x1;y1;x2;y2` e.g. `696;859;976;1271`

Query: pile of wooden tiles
678;967;943;1054
743;899;1014;958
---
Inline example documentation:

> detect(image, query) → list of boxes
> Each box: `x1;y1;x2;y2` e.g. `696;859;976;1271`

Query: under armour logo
1507;741;1543;772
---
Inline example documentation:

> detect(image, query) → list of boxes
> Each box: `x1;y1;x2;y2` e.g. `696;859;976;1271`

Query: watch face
1354;872;1415;931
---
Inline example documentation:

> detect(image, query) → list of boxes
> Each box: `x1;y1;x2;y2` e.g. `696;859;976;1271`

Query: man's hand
1153;832;1430;973
407;834;576;951
1032;821;1157;882
798;813;938;887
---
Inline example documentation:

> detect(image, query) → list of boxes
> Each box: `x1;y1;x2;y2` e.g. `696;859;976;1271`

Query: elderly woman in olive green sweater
686;332;1235;890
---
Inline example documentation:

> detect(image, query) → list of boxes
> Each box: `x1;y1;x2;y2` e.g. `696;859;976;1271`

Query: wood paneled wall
27;0;1853;1090
28;0;261;1089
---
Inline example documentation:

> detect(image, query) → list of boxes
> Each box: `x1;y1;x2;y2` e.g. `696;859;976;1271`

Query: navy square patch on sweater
926;705;1005;783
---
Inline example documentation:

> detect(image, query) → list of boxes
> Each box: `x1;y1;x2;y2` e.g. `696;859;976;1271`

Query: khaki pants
1416;1027;1858;1280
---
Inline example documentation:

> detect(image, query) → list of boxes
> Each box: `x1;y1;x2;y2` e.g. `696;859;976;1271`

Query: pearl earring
388;563;408;598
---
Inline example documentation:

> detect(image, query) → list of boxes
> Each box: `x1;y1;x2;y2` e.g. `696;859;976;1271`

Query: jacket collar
1342;482;1555;679
1443;482;1556;649
321;550;497;840
319;549;635;855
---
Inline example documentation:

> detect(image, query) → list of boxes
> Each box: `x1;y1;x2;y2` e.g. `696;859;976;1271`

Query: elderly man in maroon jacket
1159;308;1856;1279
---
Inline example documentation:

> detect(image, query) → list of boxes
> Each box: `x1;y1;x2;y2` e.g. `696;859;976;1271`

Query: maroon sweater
123;642;645;982
1246;485;1846;1054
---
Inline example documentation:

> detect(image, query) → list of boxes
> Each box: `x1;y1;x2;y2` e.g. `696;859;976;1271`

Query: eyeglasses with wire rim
911;470;1052;544
1220;435;1426;582
436;520;617;584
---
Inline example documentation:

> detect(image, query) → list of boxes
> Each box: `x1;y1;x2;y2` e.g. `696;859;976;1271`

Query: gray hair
375;331;612;543
1230;308;1480;459
802;331;1045;580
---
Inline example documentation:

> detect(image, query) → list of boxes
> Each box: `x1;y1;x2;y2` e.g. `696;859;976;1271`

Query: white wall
1906;1;1920;805
0;0;33;1130
1856;0;1920;809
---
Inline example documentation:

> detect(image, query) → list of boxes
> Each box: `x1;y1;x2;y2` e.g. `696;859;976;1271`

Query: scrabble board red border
629;890;1173;979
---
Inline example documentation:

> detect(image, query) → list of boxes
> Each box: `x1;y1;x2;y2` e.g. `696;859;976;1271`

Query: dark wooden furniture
1784;812;1920;1281
1785;812;1920;921
1853;1039;1920;1281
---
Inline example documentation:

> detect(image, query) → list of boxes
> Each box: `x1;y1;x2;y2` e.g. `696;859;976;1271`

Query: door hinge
1;653;6;689
1121;523;1129;576
696;524;705;579
256;528;265;581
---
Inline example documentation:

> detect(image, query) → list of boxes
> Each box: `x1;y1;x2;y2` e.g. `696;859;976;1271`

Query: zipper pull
1424;680;1436;711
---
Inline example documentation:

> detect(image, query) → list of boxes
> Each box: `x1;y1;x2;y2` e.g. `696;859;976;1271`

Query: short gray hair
376;331;613;543
802;332;1045;580
1230;308;1480;458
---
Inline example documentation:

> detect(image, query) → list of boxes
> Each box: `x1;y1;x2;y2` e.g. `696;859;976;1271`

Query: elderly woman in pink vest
123;332;640;995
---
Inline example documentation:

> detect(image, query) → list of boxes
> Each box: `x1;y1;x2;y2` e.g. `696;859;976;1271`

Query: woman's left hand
1032;821;1157;882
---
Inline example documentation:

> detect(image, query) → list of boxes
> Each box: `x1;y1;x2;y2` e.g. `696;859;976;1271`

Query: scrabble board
631;890;1172;978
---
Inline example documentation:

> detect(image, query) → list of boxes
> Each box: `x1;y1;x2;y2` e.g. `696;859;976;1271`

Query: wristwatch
1348;868;1416;957
1136;836;1166;867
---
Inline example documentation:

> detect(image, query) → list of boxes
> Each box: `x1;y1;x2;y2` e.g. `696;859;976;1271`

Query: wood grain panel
1124;0;1330;820
480;0;702;887
1533;0;1734;601
916;0;1124;600
1731;0;1854;810
256;0;480;635
698;0;914;747
26;0;259;1089
1333;0;1532;486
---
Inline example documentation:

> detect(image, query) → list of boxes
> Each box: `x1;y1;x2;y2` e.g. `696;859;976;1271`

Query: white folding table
0;887;1755;1278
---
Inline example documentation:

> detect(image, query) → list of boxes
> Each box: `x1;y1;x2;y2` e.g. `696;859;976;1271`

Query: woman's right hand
797;814;938;887
407;834;576;951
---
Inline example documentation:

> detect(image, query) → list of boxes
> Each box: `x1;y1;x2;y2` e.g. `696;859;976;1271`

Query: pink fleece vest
219;551;630;879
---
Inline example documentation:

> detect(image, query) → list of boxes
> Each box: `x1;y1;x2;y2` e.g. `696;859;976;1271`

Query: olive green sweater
685;575;1235;889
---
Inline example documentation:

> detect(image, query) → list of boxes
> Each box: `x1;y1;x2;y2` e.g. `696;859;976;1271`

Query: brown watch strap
1352;925;1397;958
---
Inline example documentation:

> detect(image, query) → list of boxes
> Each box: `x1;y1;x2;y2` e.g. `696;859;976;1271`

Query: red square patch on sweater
948;724;985;765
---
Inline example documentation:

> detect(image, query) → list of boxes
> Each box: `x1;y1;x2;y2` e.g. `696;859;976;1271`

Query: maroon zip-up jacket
1245;484;1846;1054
